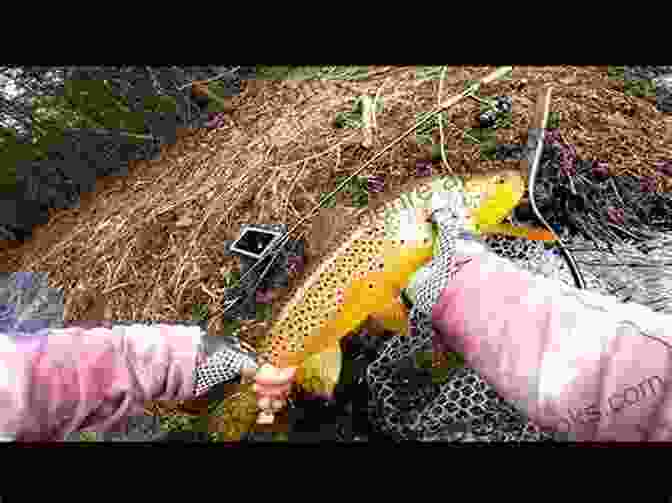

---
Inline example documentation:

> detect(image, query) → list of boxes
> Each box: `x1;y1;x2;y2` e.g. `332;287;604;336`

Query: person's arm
432;244;672;441
0;323;206;441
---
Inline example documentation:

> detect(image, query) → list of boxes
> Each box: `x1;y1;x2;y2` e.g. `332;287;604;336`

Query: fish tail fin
479;223;556;241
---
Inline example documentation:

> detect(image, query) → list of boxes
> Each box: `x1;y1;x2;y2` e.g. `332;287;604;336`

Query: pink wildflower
287;255;304;275
592;161;610;179
656;160;672;176
367;175;385;193
256;289;274;304
416;160;432;177
607;207;625;225
641;177;657;193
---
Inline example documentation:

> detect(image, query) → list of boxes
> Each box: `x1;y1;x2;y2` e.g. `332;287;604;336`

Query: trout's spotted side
209;170;527;441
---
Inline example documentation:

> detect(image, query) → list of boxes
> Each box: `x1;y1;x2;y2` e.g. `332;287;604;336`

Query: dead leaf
558;76;579;86
607;112;631;129
175;215;193;228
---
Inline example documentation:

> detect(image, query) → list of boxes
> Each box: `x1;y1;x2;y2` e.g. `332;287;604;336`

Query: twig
467;94;496;108
177;67;241;91
371;77;390;132
66;127;155;141
565;170;577;196
283;159;310;221
437;66;452;174
609;178;626;208
360;95;374;149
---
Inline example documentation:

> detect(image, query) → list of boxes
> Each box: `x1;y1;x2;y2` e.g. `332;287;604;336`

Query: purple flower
656;160;672;177
287;255;304;275
641;177;657;193
13;272;34;290
592;161;610;179
205;112;227;129
256;289;274;304
16;319;50;333
367;176;385;193
416;160;432;177
544;129;561;145
560;148;576;176
0;302;50;335
0;303;17;331
607;207;625;225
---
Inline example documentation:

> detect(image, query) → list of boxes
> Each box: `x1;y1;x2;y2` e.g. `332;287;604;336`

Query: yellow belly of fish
276;240;433;370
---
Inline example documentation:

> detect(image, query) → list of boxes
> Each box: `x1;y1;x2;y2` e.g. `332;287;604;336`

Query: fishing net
365;229;672;441
364;137;672;442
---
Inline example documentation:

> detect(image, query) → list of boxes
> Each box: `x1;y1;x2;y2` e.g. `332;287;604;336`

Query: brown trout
207;169;554;440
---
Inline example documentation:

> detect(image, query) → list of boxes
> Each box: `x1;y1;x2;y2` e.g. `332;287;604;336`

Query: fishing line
527;86;586;290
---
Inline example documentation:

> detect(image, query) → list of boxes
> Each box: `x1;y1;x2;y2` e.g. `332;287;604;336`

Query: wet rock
493;143;525;161
623;66;672;82
477;95;512;128
654;74;672;113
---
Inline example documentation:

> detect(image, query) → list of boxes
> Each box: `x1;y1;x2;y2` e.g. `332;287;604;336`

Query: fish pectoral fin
369;293;410;337
299;343;343;400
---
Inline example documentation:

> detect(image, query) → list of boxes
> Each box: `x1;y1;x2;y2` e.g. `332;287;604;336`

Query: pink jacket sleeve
432;249;672;441
0;324;205;442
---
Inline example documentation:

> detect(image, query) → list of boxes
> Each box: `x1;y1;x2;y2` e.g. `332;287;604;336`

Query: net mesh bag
365;229;672;442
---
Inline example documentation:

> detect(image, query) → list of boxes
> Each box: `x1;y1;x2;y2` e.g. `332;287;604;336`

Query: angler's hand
242;363;297;424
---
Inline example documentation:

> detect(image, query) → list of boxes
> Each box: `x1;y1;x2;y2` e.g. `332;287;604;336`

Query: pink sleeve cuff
0;323;203;441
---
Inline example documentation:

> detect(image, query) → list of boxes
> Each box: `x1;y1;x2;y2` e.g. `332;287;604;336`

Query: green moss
480;138;498;160
607;66;625;79
256;66;372;82
607;66;656;99
334;175;369;208
320;192;337;208
415;111;448;146
548;111;561;129
494;111;513;129
333;96;381;130
624;78;657;98
416;66;445;81
256;303;273;321
191;303;209;322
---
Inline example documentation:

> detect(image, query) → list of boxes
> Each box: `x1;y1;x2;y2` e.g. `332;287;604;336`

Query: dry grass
1;65;670;349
